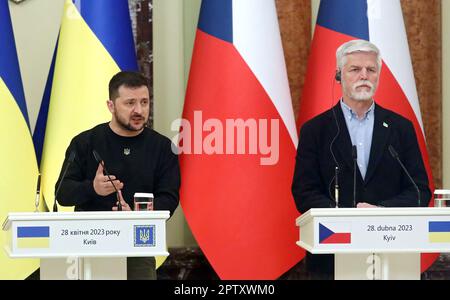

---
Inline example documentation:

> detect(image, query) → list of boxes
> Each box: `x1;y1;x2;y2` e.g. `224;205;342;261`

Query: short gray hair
336;39;382;71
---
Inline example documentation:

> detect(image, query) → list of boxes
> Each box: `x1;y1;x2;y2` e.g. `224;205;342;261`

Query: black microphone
334;166;339;208
330;106;341;208
388;145;421;207
54;151;76;212
92;150;122;211
34;174;41;212
329;74;341;207
352;145;358;208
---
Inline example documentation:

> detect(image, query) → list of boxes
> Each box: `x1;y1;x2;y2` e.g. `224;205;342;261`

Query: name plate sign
297;208;450;254
3;211;169;258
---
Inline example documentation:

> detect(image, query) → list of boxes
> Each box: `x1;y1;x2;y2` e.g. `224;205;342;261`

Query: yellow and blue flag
429;221;450;243
33;47;57;165
17;226;50;249
0;0;40;279
40;0;138;212
38;0;166;268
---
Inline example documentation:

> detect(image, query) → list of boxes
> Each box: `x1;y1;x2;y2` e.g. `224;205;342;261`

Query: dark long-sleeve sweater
55;123;180;216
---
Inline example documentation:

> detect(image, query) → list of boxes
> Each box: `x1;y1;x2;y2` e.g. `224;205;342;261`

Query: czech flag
298;0;436;271
180;0;302;279
0;0;40;278
319;223;351;244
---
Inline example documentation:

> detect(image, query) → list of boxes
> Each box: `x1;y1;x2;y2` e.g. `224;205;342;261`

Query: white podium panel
2;211;170;280
40;257;127;280
296;208;450;280
334;253;420;280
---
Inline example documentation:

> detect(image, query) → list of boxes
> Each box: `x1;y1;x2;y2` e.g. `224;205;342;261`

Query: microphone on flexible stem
34;174;41;213
329;74;341;208
388;145;421;207
330;105;341;208
92;150;122;211
334;166;339;208
352;145;358;208
54;151;76;212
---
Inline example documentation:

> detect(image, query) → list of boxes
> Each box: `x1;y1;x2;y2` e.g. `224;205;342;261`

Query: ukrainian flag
429;221;450;243
40;0;138;213
39;1;166;268
0;0;40;279
17;226;50;249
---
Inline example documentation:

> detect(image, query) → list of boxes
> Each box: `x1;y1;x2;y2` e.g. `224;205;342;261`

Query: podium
296;207;450;280
2;211;169;280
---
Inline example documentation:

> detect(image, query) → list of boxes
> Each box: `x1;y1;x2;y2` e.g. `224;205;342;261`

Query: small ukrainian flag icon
17;226;50;248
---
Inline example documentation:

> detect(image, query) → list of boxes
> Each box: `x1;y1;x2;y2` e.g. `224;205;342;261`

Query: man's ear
335;69;342;83
107;100;114;113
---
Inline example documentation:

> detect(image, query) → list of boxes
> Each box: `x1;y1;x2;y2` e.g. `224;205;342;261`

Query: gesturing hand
112;190;132;211
93;162;124;196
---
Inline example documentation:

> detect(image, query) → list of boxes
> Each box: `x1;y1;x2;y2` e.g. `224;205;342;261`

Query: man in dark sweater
55;71;180;279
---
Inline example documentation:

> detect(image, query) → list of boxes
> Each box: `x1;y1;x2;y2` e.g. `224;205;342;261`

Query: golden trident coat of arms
139;229;150;243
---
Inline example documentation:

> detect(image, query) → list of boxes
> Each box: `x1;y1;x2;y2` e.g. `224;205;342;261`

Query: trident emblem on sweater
124;148;131;155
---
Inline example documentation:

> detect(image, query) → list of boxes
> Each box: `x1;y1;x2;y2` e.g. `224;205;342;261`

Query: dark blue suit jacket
292;102;431;213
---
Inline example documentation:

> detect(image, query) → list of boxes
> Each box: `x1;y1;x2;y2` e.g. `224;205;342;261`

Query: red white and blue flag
180;0;302;279
298;0;436;271
319;223;351;244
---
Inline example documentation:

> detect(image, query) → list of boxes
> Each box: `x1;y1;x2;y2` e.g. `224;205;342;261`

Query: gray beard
343;80;376;101
351;90;374;101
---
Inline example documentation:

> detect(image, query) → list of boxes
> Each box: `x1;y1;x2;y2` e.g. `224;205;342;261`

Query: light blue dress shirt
340;100;375;179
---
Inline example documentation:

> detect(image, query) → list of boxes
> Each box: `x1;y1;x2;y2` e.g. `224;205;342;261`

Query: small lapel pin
383;122;389;128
